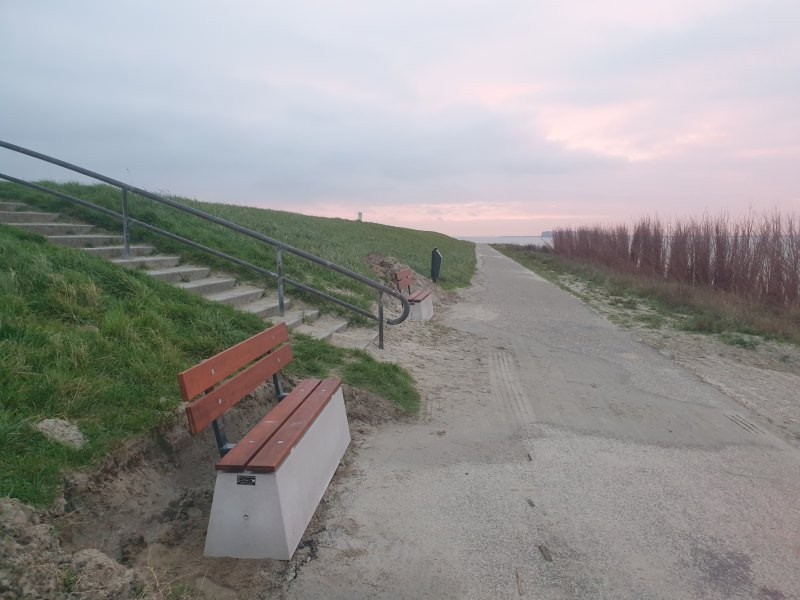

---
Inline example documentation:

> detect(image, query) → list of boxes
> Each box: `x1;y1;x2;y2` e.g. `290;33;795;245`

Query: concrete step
330;327;380;351
240;296;287;319
176;276;237;296
0;210;59;223
8;222;95;235
147;265;210;283
294;315;349;342
204;285;264;308
0;203;339;342
111;255;181;270
275;309;321;330
0;202;30;211
48;234;123;248
83;245;154;258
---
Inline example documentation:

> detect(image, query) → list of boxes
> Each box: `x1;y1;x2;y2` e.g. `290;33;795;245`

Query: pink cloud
276;199;610;237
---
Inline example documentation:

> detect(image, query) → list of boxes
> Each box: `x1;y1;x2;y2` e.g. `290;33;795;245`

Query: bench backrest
178;323;292;435
393;267;414;294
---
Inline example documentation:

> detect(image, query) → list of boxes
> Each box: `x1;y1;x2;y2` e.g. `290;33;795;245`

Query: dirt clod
35;418;86;449
67;548;140;598
0;498;62;599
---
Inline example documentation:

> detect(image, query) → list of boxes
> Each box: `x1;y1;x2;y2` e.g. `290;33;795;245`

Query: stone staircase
0;201;378;348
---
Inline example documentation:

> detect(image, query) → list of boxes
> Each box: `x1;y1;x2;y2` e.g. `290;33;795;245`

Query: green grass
609;296;638;309
634;313;665;329
494;244;800;345
0;182;475;320
719;333;760;350
0;225;419;507
289;335;420;412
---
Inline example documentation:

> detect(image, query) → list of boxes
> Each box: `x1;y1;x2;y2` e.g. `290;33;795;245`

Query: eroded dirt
0;382;405;600
366;252;458;311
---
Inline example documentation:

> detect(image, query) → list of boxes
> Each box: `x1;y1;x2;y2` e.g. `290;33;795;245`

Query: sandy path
279;244;800;600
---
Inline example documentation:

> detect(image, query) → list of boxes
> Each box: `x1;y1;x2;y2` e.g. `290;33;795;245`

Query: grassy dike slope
0;199;468;506
1;182;475;316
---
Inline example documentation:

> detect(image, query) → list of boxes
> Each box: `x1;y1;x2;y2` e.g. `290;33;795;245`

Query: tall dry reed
553;212;800;308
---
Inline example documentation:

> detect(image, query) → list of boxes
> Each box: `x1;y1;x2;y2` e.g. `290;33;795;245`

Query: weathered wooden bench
392;267;434;321
177;322;350;560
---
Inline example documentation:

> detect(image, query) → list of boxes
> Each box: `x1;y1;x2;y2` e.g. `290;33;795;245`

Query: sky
1;1;799;237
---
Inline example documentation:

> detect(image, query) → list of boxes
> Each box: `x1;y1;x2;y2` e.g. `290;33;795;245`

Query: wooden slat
215;379;322;472
393;268;414;294
185;344;293;435
246;378;341;473
408;290;431;303
177;323;289;401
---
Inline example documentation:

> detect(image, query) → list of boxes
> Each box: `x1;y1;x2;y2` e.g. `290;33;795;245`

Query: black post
121;188;130;259
378;291;384;349
277;248;285;317
431;247;442;282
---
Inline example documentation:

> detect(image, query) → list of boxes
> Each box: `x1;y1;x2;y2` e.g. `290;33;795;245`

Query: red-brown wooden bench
392;267;434;320
178;322;351;559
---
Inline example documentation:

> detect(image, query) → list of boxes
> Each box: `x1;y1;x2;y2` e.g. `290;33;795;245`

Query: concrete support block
409;295;434;321
203;387;350;559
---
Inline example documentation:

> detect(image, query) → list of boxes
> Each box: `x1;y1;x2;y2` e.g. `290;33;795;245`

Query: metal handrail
0;140;410;347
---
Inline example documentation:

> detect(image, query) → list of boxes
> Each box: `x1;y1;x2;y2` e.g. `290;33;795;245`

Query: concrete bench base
203;387;350;559
409;295;434;321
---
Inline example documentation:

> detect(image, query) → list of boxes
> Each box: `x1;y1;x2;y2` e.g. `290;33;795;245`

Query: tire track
490;348;536;430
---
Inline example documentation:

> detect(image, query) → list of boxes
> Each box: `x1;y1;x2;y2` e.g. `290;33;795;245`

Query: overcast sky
1;1;799;236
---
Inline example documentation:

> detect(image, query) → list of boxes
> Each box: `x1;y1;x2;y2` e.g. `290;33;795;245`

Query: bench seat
216;378;340;473
407;289;432;303
205;382;350;559
178;324;350;560
392;267;434;321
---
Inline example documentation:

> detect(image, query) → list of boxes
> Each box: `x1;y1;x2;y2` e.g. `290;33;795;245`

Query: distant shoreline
458;235;553;246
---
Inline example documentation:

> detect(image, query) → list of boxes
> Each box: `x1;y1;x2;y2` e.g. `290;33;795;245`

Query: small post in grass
121;188;130;259
378;290;384;349
277;247;285;317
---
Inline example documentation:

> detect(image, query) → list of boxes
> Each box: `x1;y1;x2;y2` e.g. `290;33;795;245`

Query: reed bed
553;213;800;309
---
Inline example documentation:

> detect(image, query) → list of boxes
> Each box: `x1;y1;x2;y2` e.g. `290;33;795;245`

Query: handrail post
121;188;130;259
378;291;384;349
277;248;285;317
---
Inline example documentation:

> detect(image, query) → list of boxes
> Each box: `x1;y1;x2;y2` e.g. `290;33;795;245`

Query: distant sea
459;235;553;247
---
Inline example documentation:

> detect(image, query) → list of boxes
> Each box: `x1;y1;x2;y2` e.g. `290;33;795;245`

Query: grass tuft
719;333;760;350
288;335;420;413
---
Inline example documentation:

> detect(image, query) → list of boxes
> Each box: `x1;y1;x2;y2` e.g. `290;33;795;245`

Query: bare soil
0;382;407;600
366;252;458;309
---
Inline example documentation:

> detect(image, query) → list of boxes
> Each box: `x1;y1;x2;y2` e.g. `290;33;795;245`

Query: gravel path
281;244;800;600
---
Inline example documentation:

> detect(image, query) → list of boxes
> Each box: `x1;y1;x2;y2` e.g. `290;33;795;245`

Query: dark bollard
431;247;442;282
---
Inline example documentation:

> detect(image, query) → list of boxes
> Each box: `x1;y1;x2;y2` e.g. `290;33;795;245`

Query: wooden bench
392;267;434;321
177;322;350;560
